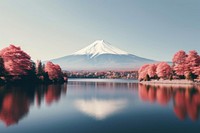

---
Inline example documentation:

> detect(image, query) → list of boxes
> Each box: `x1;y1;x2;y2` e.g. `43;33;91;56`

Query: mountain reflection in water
0;84;67;126
138;84;200;121
75;98;127;120
0;80;200;132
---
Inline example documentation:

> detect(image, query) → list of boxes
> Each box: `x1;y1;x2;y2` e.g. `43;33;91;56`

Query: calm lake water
0;79;200;133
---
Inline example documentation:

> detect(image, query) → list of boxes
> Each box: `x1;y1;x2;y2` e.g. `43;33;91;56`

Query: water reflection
69;81;132;120
68;81;138;90
139;84;200;121
0;91;30;126
1;79;200;132
75;98;127;120
0;84;67;126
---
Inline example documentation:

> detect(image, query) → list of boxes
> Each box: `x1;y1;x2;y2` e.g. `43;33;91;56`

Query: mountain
72;40;129;58
50;40;155;71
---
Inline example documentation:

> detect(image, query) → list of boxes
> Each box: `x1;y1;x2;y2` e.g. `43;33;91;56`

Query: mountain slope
50;40;155;71
72;40;129;58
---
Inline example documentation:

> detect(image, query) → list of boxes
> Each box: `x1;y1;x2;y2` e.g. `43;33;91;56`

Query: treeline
0;45;67;84
139;50;200;81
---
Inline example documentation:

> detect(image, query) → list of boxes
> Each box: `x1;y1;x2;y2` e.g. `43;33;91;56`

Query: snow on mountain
50;40;155;71
72;40;129;58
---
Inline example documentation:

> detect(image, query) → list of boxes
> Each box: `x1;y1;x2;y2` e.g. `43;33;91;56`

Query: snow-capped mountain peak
50;39;155;71
72;40;129;58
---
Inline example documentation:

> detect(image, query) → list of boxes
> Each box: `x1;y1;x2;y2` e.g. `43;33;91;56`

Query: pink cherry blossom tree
138;64;150;81
184;50;200;79
0;45;33;76
147;64;157;78
172;50;187;78
193;66;200;80
156;62;172;79
45;62;63;81
138;50;199;81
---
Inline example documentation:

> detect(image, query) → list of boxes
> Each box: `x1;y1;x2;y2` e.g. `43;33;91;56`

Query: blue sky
0;0;199;61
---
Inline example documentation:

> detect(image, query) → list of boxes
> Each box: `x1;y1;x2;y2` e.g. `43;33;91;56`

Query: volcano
50;40;155;71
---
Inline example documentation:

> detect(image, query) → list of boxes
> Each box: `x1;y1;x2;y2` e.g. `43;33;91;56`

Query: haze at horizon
0;0;199;61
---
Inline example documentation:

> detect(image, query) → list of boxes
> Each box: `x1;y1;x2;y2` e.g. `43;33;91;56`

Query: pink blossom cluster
0;45;32;76
139;50;200;81
138;62;171;81
173;50;200;79
45;61;63;81
0;45;64;82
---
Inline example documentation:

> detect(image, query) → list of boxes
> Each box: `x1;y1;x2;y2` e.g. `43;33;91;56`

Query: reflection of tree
35;85;46;107
45;85;62;105
157;88;171;106
62;83;68;95
35;84;67;107
0;83;67;126
139;84;171;105
0;90;30;126
139;84;200;121
173;89;200;121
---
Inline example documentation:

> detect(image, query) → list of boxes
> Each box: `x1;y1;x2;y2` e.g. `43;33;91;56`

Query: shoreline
140;79;200;86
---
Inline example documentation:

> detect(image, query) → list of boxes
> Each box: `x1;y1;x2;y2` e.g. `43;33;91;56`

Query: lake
0;79;200;133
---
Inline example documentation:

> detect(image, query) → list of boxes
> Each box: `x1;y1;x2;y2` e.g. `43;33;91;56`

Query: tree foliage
0;45;32;76
138;64;149;81
172;50;187;77
45;61;63;82
156;62;171;79
139;50;200;81
0;56;6;76
0;45;65;84
184;50;200;79
36;60;44;75
147;64;157;78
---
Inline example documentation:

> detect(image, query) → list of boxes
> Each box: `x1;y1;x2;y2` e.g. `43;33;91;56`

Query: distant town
65;71;138;79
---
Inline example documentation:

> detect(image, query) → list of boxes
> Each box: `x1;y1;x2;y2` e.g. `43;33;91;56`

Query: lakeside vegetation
1;44;199;85
0;45;67;85
138;50;200;83
66;71;138;79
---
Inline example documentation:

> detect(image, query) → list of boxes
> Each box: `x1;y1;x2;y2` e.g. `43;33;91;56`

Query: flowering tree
156;62;172;79
0;45;33;76
172;50;187;77
172;50;187;64
184;50;200;79
193;66;200;80
138;50;199;81
147;64;157;78
138;64;149;81
45;62;63;81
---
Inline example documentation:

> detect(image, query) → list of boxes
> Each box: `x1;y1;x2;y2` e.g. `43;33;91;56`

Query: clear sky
0;0;199;61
